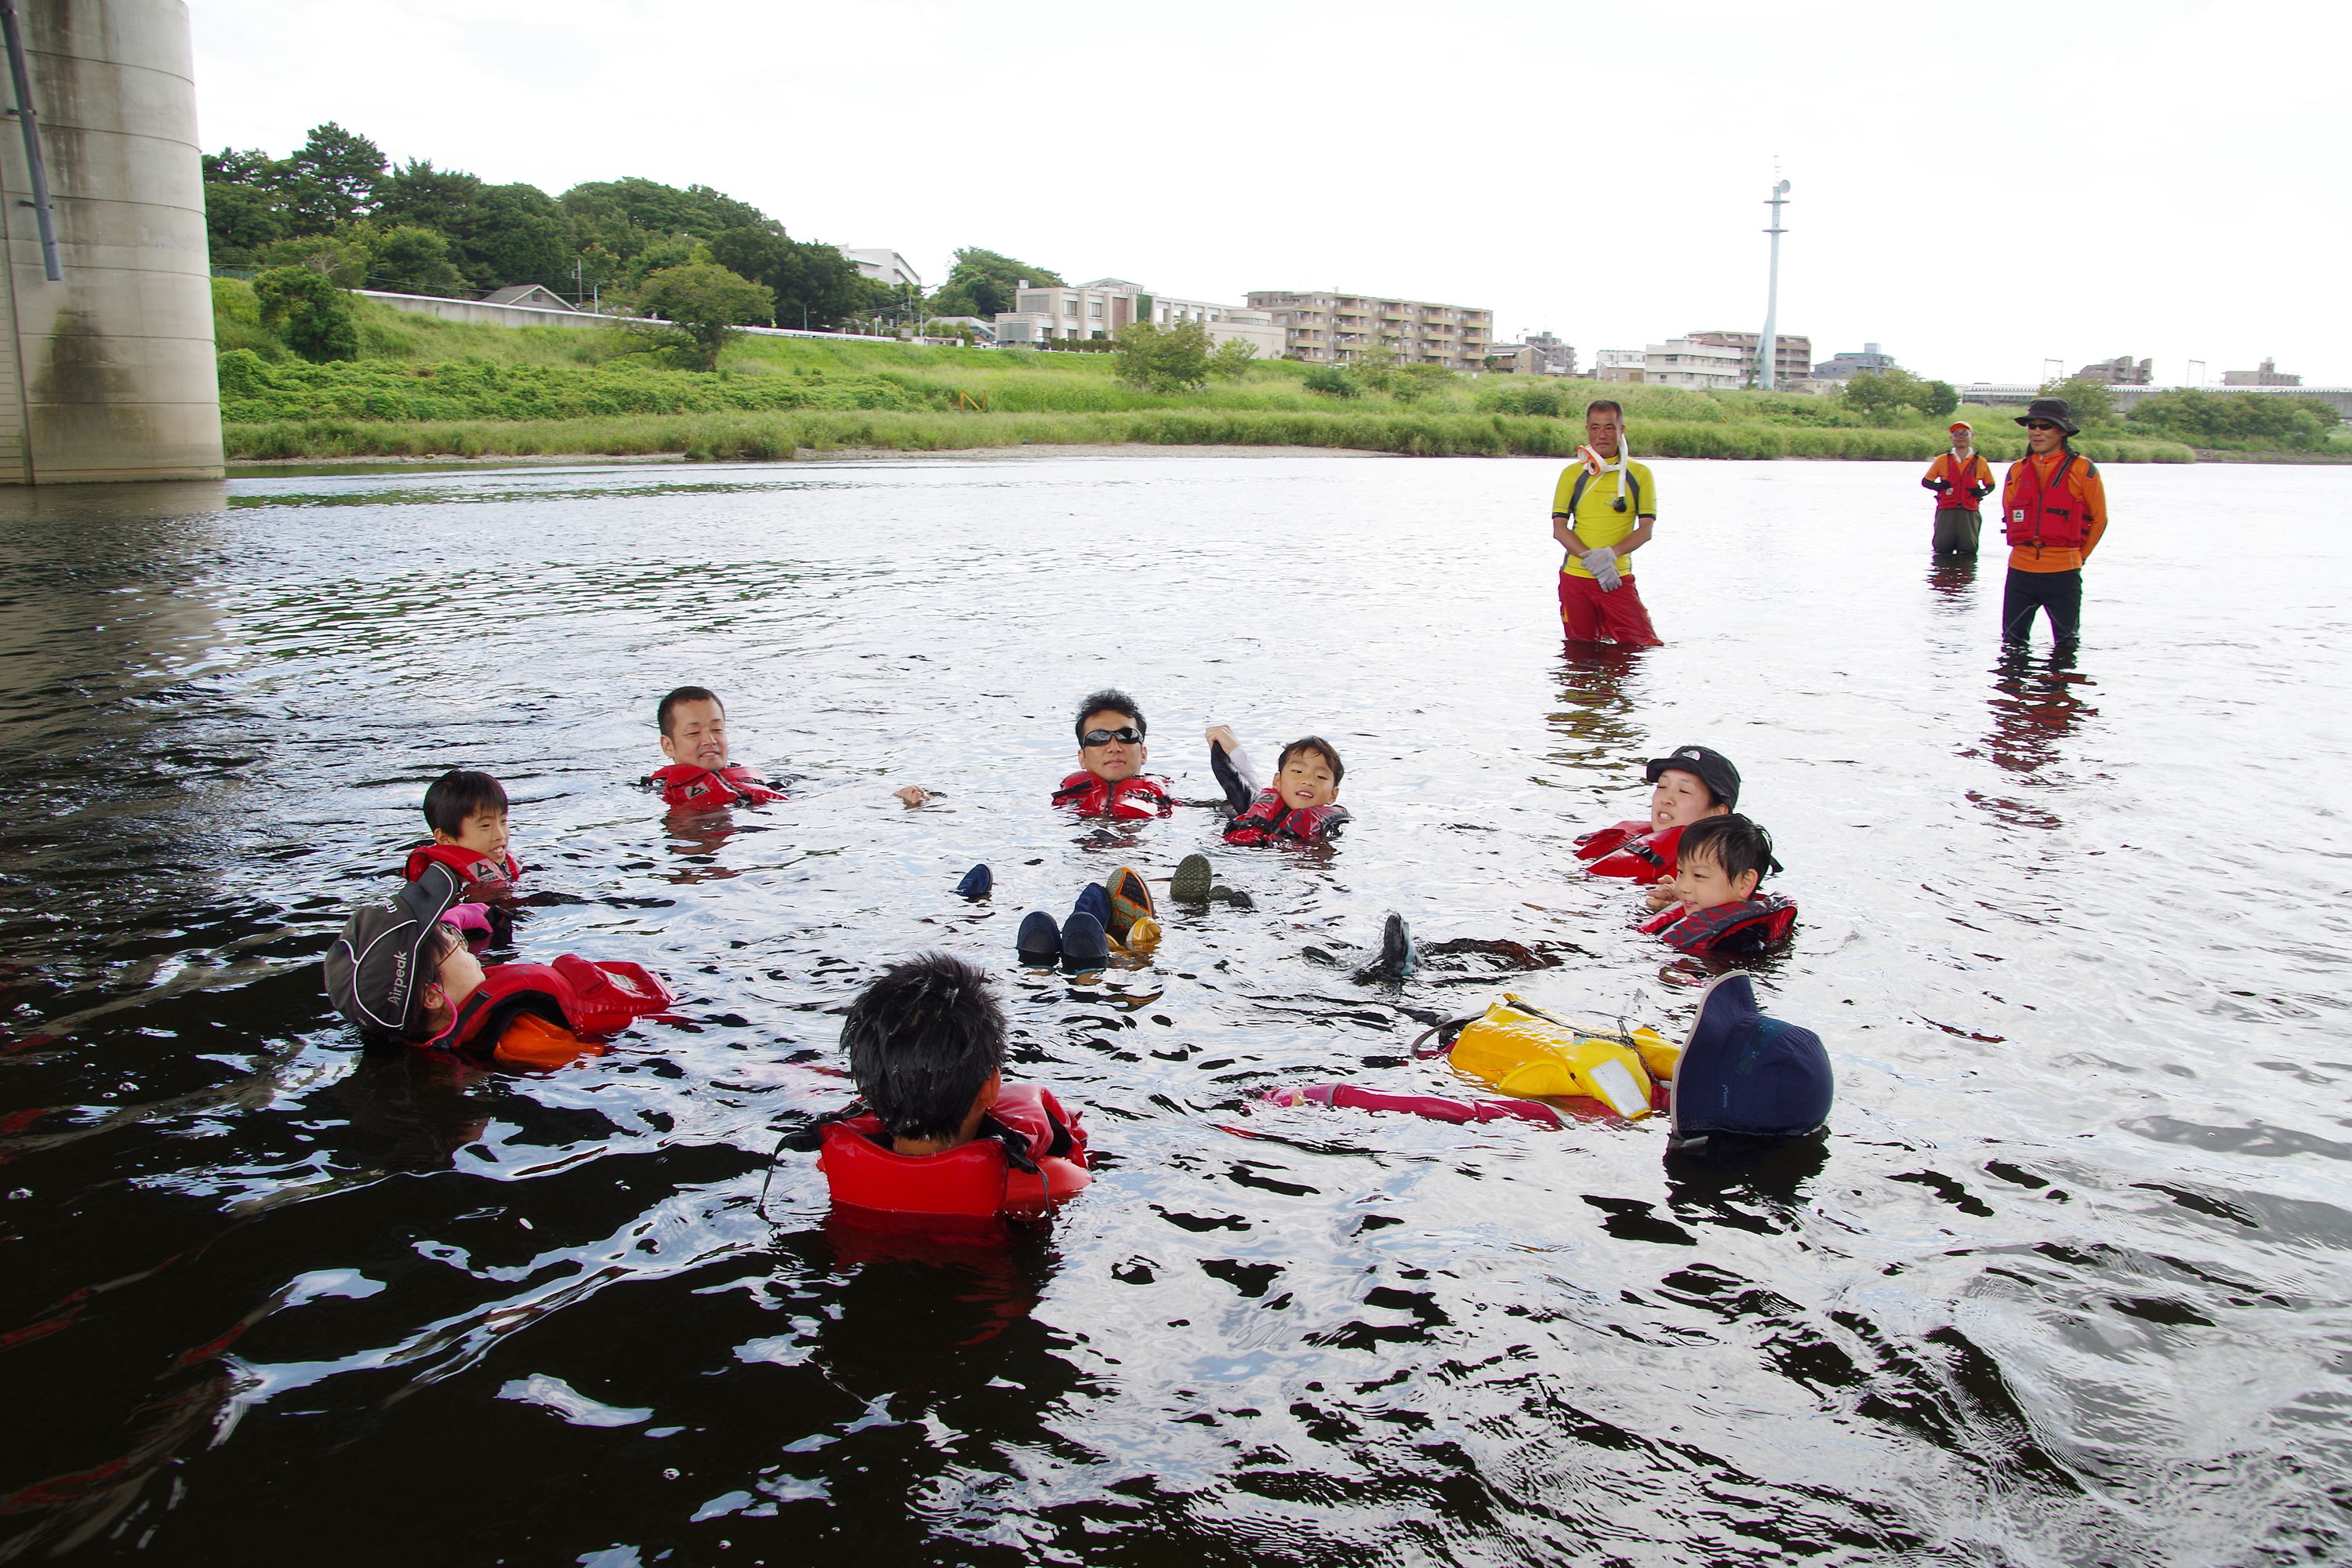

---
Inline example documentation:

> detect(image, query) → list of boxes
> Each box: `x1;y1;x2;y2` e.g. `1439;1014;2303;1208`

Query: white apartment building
1592;348;1646;383
1643;337;1744;390
1243;290;1494;370
990;278;1283;358
838;249;922;289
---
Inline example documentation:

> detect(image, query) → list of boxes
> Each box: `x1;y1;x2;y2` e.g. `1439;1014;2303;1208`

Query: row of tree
205;124;894;330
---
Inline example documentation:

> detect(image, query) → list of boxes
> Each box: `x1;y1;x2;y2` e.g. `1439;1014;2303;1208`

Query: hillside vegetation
218;286;2205;465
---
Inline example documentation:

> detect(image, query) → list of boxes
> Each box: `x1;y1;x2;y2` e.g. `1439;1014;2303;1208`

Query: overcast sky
192;0;2347;387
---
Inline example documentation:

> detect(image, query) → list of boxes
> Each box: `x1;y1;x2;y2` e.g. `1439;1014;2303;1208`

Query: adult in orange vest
1921;420;1994;556
1998;397;2107;652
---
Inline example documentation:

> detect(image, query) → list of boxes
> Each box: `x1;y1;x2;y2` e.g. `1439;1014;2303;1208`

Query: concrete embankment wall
0;0;221;484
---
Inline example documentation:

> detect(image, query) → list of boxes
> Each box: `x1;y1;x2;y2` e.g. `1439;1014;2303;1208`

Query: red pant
1558;572;1661;646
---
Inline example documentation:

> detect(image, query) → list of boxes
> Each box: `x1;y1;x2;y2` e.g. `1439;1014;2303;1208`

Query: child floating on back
1205;723;1349;846
1053;688;1173;820
816;953;1091;1221
1639;813;1796;961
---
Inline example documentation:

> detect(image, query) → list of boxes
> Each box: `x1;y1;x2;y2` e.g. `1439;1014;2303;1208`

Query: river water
2;452;2347;1566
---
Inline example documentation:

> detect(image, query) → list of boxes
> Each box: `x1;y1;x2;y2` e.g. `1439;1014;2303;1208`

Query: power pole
1759;176;1791;390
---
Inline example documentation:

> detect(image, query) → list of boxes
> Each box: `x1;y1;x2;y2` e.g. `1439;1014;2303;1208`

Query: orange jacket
2001;448;2107;572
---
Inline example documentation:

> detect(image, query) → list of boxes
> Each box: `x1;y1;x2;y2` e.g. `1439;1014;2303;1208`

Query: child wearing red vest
1575;744;1739;910
648;684;930;811
1204;723;1350;846
1639;813;1796;963
402;769;523;944
815;953;1091;1221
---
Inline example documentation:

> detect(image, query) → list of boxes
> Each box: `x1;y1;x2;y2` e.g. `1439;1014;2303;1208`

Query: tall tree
709;226;870;329
284;122;386;230
929;248;1064;318
633;263;775;370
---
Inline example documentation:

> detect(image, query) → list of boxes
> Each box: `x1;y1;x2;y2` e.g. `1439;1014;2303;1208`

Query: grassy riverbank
218;288;2200;464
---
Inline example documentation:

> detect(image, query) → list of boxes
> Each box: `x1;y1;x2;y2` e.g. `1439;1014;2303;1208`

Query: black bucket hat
2013;397;2080;435
1670;973;1833;1141
1644;744;1740;810
324;861;462;1043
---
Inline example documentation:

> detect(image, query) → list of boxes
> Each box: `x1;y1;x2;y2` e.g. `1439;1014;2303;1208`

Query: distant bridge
1958;383;2352;419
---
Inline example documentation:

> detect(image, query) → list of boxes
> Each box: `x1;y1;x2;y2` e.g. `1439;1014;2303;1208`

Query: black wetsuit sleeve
1209;742;1254;816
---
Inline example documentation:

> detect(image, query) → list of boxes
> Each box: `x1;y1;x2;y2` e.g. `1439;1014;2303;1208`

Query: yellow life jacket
1446;995;1676;1120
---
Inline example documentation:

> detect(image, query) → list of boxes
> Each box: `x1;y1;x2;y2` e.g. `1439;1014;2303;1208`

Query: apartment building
1685;329;1812;387
1244;291;1494;370
990;278;1283;357
1644;339;1744;390
838;248;922;289
1592;348;1646;383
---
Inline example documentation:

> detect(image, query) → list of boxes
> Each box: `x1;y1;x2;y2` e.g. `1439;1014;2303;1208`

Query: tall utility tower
1758;177;1791;390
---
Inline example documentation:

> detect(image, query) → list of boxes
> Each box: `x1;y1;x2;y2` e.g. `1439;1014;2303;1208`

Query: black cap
2013;397;2080;435
324;862;462;1043
1644;744;1740;810
1671;973;1833;1139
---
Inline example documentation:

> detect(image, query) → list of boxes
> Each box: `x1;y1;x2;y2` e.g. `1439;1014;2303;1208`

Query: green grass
213;285;2199;464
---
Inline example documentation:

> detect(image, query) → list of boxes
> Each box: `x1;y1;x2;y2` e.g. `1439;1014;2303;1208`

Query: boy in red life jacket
401;768;523;942
1052;688;1173;820
648;685;930;811
1577;745;1740;910
1204;723;1349;846
815;953;1091;1221
1639;814;1796;963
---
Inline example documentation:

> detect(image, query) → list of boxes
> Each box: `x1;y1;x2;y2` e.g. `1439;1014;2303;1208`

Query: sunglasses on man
2022;420;2060;430
1081;727;1143;747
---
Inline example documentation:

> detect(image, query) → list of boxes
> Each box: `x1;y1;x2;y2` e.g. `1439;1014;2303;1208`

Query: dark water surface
3;452;2347;1566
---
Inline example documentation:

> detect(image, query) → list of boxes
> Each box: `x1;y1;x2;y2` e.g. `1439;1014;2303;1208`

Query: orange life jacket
441;956;675;1065
2002;453;2091;550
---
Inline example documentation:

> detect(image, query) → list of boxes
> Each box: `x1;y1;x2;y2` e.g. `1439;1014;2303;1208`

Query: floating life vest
441;955;676;1067
1264;1083;1570;1128
1582;823;1683;884
1052;771;1174;820
817;1083;1091;1220
1224;789;1349;846
1641;893;1798;958
650;764;785;809
403;842;523;901
2002;452;2091;550
1446;995;1665;1120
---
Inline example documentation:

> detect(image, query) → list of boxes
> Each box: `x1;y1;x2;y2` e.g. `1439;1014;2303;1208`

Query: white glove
1581;546;1621;592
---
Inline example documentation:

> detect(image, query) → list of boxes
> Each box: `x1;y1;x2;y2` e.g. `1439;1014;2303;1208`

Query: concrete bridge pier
0;0;220;484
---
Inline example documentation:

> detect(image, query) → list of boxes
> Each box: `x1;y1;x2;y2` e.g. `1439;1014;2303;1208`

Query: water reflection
1546;641;1648;773
1925;553;1978;613
1981;650;2098;779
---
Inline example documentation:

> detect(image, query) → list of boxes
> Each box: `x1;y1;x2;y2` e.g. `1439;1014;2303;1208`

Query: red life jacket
2002;452;2092;550
1574;819;1650;861
817;1083;1091;1220
441;955;676;1056
1929;451;1991;510
1640;893;1798;956
1584;823;1683;884
650;764;785;809
1052;771;1174;820
403;842;523;901
1225;790;1349;847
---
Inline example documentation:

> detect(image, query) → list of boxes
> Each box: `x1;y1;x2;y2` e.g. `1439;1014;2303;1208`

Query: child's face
435;808;508;857
661;699;731;771
1650;768;1726;832
1670;848;1759;913
1276;748;1339;811
1077;710;1146;781
418;934;486;1038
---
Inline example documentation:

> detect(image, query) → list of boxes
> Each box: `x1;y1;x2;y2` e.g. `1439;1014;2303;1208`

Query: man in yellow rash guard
1550;398;1662;647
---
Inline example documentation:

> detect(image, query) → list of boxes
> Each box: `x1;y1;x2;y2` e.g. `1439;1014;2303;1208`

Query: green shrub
1301;365;1358;398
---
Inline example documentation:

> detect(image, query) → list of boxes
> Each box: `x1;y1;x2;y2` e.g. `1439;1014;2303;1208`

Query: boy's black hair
423;769;508;836
1584;397;1625;421
1074;688;1145;744
1277;735;1345;789
1679;814;1776;890
842;953;1008;1141
658;685;723;737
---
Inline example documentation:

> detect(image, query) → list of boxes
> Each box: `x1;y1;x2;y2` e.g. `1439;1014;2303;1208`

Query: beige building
992;278;1282;358
1686;330;1812;387
1244;291;1494;369
1644;338;1744;390
1592;348;1646;383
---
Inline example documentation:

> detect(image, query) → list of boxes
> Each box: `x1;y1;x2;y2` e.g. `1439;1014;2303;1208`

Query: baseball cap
1643;745;1740;810
1669;973;1833;1140
1948;420;1973;433
324;861;462;1043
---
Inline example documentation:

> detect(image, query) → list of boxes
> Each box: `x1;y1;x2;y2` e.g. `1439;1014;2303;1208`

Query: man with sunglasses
1053;689;1174;819
1999;397;2108;654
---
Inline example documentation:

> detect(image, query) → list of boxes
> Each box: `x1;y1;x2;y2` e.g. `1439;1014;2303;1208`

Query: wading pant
1932;508;1981;555
2002;568;2082;648
1559;572;1662;648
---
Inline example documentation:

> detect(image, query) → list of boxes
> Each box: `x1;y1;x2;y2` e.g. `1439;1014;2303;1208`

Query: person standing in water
1921;419;1994;557
1999;397;2107;654
1549;399;1663;648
